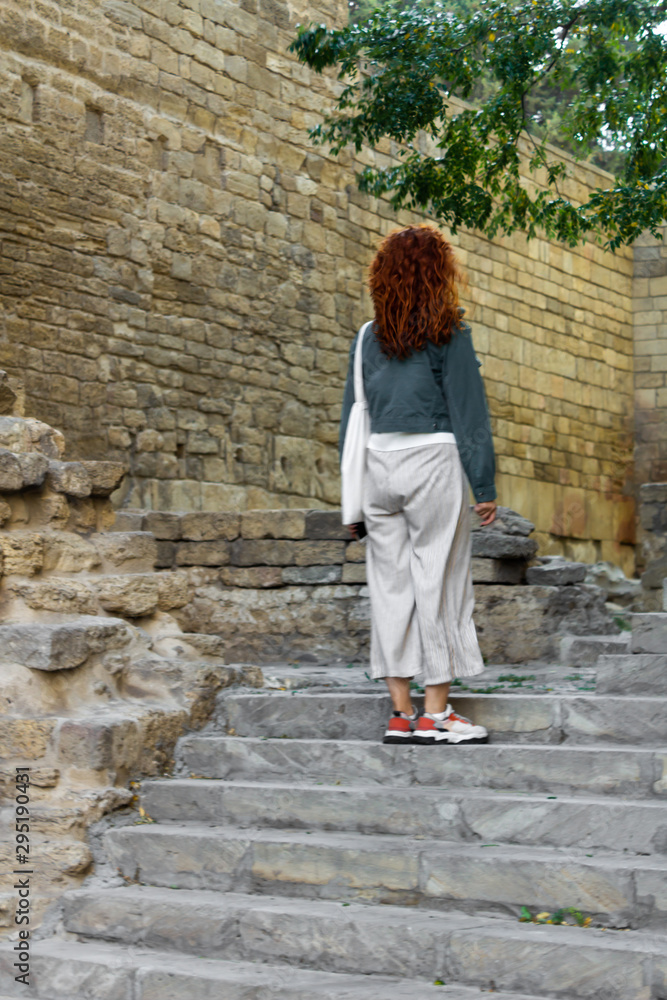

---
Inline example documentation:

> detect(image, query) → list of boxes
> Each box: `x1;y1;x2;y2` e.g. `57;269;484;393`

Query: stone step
3;710;170;774
596;653;667;695
59;886;667;999
45;458;125;498
0;832;92;878
59;530;157;574
180;734;667;798
149;630;227;660
218;690;667;745
0;617;132;670
0;445;124;497
632;614;667;654
103;823;667;929
0;529;157;577
0;937;566;1000
559;633;631;666
263;652;662;697
6;570;190;618
141;777;667;855
258;660;599;695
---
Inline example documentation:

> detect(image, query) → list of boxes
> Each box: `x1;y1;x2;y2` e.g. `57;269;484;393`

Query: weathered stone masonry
633;226;667;490
114;503;617;666
1;0;664;575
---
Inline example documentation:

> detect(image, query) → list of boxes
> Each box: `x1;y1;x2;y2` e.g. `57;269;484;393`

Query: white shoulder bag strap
340;321;373;525
353;321;372;405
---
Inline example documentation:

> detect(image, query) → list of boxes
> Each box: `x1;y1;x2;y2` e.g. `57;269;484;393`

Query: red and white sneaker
413;704;488;745
382;709;418;744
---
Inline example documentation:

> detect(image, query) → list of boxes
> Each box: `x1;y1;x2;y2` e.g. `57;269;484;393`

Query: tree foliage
351;0;627;174
290;0;667;247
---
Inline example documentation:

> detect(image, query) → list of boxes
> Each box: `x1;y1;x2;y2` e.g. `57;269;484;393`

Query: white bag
340;321;372;525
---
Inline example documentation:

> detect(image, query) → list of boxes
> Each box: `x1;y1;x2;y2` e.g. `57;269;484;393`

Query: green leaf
291;0;667;247
564;906;587;926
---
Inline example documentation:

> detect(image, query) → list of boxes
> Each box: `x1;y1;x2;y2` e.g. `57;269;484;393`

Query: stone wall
633;228;667;488
0;397;264;928
637;482;667;609
0;0;639;573
110;505;617;665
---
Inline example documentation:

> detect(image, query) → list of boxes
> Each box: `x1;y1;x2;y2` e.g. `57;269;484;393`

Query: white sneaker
413;703;488;745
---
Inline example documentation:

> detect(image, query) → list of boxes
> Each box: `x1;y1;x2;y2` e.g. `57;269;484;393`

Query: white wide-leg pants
364;442;485;686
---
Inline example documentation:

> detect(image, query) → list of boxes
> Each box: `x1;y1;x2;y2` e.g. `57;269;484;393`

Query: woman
339;225;497;746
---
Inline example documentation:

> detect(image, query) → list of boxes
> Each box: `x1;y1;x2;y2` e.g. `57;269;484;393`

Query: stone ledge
0;448;29;490
0;448;49;491
79;461;127;497
0;618;132;671
208;557;533;588
7;572;189;617
173;580;614;665
229;539;346;567
470;505;534;537
471;532;538;560
119;506;539;563
526;558;587;586
134;507;353;542
19;452;50;487
596;652;667;695
117;507;539;576
471;557;526;584
46;460;92;498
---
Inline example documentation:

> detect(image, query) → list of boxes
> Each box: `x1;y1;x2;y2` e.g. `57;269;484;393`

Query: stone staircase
3;615;666;999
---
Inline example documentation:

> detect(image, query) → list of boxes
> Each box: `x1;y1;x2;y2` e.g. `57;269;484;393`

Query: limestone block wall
633;228;667;487
0;0;637;573
112;506;616;664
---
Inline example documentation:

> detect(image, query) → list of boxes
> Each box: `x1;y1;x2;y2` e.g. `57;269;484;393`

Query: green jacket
339;318;497;503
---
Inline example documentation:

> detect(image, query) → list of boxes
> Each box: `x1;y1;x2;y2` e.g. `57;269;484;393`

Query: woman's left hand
475;500;497;526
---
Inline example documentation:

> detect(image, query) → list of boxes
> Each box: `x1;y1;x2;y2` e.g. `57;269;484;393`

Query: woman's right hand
474;500;497;526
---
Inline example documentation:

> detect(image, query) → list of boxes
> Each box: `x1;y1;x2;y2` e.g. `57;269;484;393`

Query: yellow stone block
550;487;588;539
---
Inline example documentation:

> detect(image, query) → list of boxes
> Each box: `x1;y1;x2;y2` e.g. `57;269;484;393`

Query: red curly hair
369;225;465;359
